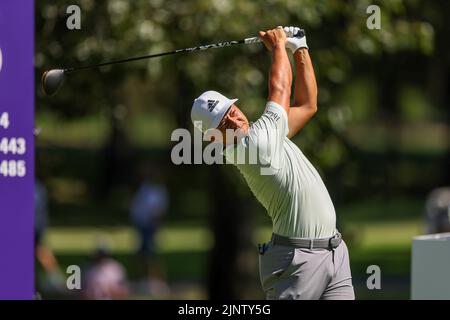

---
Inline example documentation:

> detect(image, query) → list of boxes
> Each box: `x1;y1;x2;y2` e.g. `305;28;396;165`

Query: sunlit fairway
42;220;422;299
46;220;422;254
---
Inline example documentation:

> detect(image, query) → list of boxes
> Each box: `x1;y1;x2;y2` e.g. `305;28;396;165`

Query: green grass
42;220;422;299
46;226;212;253
35;111;176;148
36;110;449;154
36;112;110;148
45;220;422;254
339;196;425;222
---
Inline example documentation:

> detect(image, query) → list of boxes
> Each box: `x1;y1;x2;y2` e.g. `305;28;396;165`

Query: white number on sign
0;112;9;129
0;137;26;155
17;160;26;177
0;138;6;153
0;160;26;177
17;138;26;154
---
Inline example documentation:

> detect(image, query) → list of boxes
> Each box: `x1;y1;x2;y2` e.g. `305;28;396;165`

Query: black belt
271;231;342;250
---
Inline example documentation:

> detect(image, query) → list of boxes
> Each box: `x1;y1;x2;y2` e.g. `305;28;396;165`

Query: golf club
41;36;262;96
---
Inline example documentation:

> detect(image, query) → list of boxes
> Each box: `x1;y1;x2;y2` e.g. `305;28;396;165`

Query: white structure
411;233;450;299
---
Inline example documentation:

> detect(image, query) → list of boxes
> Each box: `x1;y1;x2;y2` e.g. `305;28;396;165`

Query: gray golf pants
258;239;355;300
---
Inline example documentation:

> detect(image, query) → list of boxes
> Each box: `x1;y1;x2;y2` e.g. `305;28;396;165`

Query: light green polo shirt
224;101;336;239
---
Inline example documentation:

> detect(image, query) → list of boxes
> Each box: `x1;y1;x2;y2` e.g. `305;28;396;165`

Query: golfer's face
218;105;249;144
224;105;249;130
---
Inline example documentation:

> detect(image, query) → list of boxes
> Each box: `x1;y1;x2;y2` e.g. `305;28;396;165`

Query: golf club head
41;69;65;96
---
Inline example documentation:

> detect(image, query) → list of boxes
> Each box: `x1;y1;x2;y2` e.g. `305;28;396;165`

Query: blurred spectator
82;237;129;300
130;168;169;296
425;187;450;234
35;179;65;295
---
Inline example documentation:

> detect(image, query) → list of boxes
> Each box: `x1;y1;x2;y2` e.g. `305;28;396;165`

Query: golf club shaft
64;36;261;74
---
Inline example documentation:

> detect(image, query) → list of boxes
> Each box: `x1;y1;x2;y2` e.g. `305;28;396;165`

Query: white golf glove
283;26;308;53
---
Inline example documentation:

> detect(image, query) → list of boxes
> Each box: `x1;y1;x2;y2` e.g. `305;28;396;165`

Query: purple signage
0;0;35;299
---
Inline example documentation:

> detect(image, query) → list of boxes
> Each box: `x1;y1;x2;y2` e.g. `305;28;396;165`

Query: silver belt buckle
330;232;341;248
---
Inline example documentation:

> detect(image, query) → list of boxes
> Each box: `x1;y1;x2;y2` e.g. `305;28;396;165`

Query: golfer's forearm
292;49;317;111
268;44;292;111
286;49;317;138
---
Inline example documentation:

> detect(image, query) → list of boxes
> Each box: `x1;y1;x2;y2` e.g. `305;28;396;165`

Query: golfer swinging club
191;26;354;300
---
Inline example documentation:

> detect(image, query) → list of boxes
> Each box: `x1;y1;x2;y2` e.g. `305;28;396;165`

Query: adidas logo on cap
207;100;219;112
191;90;238;132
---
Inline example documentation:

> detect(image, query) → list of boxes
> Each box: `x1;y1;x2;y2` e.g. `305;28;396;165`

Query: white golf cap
191;90;238;132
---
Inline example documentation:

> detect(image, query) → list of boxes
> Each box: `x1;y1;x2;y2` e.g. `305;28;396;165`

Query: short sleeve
247;101;288;167
262;101;289;137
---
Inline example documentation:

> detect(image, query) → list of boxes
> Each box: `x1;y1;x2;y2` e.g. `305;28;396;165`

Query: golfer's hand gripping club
258;26;288;51
283;26;308;53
